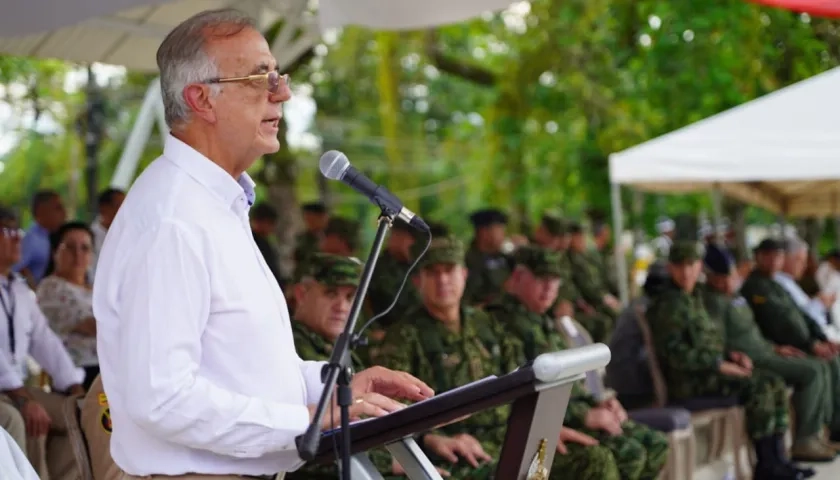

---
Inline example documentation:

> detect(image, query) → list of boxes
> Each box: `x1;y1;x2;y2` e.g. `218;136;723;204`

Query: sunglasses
0;227;23;239
203;71;290;94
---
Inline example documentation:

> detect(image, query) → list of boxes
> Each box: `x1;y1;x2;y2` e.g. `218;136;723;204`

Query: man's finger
439;448;458;464
476;448;493;462
556;441;568;455
361;392;405;414
462;450;479;468
436;467;451;477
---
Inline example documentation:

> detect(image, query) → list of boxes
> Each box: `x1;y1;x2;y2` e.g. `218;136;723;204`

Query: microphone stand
297;213;394;480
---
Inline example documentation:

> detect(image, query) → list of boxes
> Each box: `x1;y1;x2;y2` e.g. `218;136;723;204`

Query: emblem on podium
527;438;549;480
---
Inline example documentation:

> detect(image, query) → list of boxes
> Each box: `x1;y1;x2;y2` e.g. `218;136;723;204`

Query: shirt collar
28;222;48;236
163;134;257;210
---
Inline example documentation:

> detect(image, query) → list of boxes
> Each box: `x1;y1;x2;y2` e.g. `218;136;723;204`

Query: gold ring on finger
354;398;364;405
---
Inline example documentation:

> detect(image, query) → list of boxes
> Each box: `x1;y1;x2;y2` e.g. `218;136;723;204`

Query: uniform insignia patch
100;407;112;434
752;295;765;304
98;393;108;407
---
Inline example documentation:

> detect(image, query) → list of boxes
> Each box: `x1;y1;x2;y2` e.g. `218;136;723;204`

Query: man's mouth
262;116;280;128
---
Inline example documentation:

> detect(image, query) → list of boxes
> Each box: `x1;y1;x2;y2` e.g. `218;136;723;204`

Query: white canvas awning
0;0;514;72
609;66;840;217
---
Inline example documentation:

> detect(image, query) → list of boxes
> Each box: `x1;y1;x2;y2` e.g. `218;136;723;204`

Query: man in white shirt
816;250;840;325
774;239;840;342
0;207;87;480
92;9;433;479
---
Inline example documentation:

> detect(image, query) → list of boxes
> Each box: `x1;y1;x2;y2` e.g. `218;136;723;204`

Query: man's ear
182;84;217;124
293;283;308;310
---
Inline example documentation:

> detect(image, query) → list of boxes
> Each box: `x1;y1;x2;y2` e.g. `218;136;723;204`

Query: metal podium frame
320;344;611;480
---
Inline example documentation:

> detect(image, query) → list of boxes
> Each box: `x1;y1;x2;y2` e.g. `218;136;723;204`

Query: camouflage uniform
464;209;512;306
488;246;669;480
702;285;832;445
595;247;620;297
367;250;419;329
741;265;840;434
646;243;790;441
287;254;396;480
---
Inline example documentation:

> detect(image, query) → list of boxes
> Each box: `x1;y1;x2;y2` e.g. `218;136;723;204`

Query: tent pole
110;78;161;189
710;184;724;244
610;178;629;304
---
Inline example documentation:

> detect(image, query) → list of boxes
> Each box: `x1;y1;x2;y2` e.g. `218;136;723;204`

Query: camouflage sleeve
647;294;722;374
373;323;428;381
563;399;593;429
743;281;817;351
569;255;605;306
293;330;324;362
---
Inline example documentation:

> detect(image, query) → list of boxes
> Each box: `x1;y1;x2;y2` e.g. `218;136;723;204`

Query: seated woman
37;222;99;389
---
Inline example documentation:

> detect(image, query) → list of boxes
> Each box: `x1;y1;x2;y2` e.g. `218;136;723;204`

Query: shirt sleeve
115;219;311;458
0;350;23;391
27;292;85;391
298;359;327;405
12;235;35;273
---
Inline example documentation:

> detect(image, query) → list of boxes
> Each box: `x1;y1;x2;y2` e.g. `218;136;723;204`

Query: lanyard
0;281;15;355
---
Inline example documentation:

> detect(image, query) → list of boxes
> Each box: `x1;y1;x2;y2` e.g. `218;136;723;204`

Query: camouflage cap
324;217;361;250
541;213;567;236
412;235;465;269
668;240;704;264
514;245;563;278
298;253;363;287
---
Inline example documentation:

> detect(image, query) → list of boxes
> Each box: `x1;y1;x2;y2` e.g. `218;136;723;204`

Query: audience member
15;191;66;286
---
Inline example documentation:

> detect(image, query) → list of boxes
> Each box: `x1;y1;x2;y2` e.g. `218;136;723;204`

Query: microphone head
319;150;351;180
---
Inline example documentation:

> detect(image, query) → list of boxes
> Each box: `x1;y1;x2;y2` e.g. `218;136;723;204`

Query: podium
303;344;611;480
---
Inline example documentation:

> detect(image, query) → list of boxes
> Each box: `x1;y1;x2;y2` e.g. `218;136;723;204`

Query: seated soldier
488;245;668;480
703;244;833;465
566;222;620;337
647;241;805;480
290;253;455;479
80;375;119;480
376;237;626;480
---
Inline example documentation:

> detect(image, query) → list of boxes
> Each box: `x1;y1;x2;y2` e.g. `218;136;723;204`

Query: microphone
320;150;430;232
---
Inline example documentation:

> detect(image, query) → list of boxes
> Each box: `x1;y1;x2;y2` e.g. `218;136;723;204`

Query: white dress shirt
89;218;107;280
0;273;85;391
92;135;326;476
774;272;828;327
0;428;38;480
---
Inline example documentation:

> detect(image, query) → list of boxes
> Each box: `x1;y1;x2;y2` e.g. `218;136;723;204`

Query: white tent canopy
0;0;514;72
609;66;840;217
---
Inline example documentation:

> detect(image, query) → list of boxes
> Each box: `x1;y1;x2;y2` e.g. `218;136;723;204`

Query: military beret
668;241;704;264
298;253;363;287
541;213;567;235
514;245;563;278
427;222;450;237
753;238;785;253
324;217;361;250
567;221;584;234
469;209;508;228
301;201;327;214
704;244;736;275
412;235;465;269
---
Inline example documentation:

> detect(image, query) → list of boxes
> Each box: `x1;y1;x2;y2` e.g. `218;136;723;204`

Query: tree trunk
258;116;299;281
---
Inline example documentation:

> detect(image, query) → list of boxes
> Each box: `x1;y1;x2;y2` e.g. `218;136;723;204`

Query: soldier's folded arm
754;296;817;351
648;301;722;374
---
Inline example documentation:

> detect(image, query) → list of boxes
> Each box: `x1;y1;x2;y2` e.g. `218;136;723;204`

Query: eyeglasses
203;71;290;94
0;228;23;239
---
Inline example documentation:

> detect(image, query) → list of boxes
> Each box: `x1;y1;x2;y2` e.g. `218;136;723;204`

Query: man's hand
553;300;575;319
21;400;51;437
774;345;806;358
819;292;837;308
67;384;85;396
812;341;837;360
600;397;628;423
584;407;622;436
351;366;434;402
392;457;451;477
603;294;621;312
576;300;596;315
728;351;753;372
309;392;407;430
557;427;599;454
423;433;493;468
719;361;751;378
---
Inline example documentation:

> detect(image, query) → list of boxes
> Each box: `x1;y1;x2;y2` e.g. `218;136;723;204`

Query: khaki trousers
1;387;77;480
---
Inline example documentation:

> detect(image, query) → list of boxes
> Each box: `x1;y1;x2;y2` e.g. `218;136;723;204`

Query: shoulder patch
98;393;108;407
752;295;765;304
100;407;112;434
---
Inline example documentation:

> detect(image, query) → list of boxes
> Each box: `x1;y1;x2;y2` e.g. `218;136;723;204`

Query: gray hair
156;9;257;128
784;237;809;254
